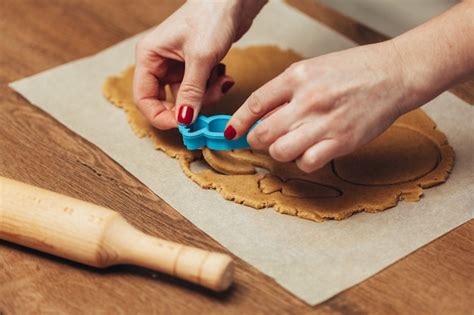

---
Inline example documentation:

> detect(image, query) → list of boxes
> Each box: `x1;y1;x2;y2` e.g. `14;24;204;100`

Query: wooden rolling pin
0;176;233;291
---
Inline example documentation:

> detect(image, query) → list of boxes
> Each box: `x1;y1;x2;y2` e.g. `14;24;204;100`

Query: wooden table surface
1;1;472;314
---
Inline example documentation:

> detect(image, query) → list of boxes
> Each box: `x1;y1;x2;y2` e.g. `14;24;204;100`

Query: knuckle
179;82;205;100
253;124;271;144
246;92;265;117
296;158;314;174
306;154;319;169
247;135;259;148
150;112;169;130
299;148;326;173
154;120;169;130
320;88;338;108
192;50;217;64
300;89;333;114
285;62;306;84
270;142;291;162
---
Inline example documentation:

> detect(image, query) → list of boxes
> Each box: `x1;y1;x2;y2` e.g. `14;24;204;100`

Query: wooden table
1;1;472;313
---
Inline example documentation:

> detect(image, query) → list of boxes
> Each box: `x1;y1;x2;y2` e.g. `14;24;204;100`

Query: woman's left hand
225;41;419;173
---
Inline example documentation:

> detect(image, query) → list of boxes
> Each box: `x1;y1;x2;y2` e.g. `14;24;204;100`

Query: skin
135;0;474;173
133;0;267;129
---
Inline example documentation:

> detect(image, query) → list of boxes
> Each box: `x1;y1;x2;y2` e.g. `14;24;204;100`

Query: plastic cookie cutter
178;114;260;151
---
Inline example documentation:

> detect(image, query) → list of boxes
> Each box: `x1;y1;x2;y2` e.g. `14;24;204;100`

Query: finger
135;97;177;129
170;74;234;107
268;121;327;162
247;100;306;150
296;139;344;173
225;72;293;140
133;66;176;129
134;42;176;129
151;108;178;130
175;58;214;125
202;75;234;106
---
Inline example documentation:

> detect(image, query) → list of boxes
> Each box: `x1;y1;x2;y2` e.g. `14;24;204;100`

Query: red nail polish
178;105;194;125
224;125;236;140
222;81;234;94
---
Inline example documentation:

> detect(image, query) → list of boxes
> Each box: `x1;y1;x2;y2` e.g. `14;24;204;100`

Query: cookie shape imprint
103;45;454;222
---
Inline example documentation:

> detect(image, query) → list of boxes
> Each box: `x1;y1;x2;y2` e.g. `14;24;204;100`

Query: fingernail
217;63;226;76
178;105;194;125
222;81;234;94
224;125;236;140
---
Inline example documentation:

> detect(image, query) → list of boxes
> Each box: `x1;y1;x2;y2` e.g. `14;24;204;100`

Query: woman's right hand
133;0;267;129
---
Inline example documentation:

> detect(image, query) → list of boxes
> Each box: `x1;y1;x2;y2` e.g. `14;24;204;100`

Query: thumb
175;58;214;125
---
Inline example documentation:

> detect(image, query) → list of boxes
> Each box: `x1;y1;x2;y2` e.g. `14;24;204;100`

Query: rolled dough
103;46;454;222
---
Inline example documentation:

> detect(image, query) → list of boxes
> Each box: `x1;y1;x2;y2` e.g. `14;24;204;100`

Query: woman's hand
225;1;474;174
133;0;266;129
225;42;416;173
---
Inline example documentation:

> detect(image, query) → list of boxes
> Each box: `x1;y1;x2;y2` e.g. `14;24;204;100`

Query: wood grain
0;176;234;292
0;0;472;314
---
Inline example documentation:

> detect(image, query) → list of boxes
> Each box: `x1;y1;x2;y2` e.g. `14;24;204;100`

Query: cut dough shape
103;45;454;222
202;148;256;175
334;125;440;186
259;175;342;198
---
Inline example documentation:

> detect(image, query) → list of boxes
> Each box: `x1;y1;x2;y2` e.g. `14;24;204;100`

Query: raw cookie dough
103;45;454;222
202;148;256;175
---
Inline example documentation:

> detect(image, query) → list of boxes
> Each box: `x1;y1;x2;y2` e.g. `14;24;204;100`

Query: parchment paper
9;1;473;305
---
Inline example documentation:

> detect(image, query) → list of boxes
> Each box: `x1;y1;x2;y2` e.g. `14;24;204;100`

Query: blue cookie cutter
178;114;259;150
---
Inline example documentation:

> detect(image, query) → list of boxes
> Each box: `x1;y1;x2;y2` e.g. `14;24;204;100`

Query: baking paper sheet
9;1;473;305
